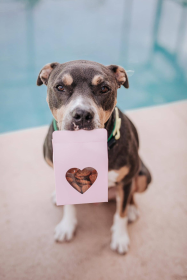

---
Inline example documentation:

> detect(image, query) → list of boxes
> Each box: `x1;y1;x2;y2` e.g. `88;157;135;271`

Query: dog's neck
104;109;116;138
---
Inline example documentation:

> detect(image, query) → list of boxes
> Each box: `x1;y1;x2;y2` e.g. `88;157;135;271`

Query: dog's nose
72;108;93;124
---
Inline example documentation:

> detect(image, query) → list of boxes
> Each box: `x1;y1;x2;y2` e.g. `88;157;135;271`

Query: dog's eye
56;85;65;92
101;86;109;93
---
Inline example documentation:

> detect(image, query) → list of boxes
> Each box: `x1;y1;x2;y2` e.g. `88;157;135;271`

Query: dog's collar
53;118;58;131
53;107;121;150
107;107;121;150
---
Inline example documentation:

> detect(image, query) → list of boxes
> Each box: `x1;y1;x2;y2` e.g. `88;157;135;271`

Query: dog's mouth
61;120;97;131
59;119;98;131
61;109;101;131
69;122;95;131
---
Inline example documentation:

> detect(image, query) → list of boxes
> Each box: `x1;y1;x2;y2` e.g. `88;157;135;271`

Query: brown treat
82;184;91;193
89;173;97;184
76;178;91;186
74;173;85;180
91;169;97;175
67;168;79;174
86;167;95;173
66;172;74;178
71;181;82;193
66;175;74;184
66;173;73;179
76;168;91;177
75;176;88;181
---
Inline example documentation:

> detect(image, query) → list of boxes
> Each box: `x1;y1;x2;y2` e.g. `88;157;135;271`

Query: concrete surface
0;101;187;280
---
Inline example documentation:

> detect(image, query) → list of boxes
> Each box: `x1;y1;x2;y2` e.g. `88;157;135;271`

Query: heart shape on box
66;167;98;194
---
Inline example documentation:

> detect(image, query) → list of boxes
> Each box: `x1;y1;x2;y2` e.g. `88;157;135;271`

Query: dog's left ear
37;62;59;86
107;65;129;88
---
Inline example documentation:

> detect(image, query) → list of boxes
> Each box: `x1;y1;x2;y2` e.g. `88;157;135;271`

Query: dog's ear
37;62;59;86
107;65;129;88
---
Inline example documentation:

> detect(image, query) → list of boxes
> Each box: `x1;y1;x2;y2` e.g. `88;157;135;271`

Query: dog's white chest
108;171;118;188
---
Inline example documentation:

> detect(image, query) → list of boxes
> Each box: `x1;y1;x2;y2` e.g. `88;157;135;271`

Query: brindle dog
37;60;151;254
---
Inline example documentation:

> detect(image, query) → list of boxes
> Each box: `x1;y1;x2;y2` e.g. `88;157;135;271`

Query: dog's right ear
37;62;59;86
107;65;129;89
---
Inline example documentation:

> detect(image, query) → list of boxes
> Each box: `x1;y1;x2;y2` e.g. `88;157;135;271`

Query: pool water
0;0;187;133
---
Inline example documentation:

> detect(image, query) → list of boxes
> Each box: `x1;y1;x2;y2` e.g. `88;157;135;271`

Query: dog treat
86;167;96;173
71;181;82;193
66;175;74;184
82;184;91;193
76;178;91;185
74;174;85;180
66;167;98;194
75;168;91;177
91;169;97;175
67;168;79;175
89;173;97;184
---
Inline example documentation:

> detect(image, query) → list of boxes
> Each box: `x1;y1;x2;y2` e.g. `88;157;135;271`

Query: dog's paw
54;218;77;242
54;205;77;242
128;204;139;223
51;190;57;205
110;214;130;254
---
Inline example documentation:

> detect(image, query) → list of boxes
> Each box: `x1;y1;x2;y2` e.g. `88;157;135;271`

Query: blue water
0;0;187;133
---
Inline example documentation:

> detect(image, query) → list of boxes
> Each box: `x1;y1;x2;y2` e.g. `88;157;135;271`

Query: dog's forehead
54;61;112;84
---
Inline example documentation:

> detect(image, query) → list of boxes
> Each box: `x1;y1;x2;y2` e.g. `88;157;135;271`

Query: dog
37;60;151;254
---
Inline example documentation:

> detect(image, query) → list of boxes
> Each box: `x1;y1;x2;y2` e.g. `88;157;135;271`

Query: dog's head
37;60;129;130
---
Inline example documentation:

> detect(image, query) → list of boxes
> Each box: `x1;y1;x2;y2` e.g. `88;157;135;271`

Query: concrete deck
0;101;187;280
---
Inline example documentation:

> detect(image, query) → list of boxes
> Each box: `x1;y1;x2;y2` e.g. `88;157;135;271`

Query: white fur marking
73;122;79;130
51;190;57;205
108;170;118;188
70;96;87;111
54;205;77;242
128;205;139;223
110;213;130;254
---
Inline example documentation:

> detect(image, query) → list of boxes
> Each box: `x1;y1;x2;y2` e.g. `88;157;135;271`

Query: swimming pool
0;0;187;133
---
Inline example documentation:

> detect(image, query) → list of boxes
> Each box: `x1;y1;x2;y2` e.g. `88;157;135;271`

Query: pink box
52;129;108;205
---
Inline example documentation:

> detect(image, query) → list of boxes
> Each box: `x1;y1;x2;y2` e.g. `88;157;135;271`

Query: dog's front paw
110;214;130;254
54;205;77;242
54;218;77;242
128;204;139;223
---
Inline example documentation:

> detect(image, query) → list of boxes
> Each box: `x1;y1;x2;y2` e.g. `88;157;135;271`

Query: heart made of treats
66;167;98;194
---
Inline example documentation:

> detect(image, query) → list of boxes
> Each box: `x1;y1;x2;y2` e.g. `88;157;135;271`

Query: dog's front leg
110;181;132;254
54;205;77;242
